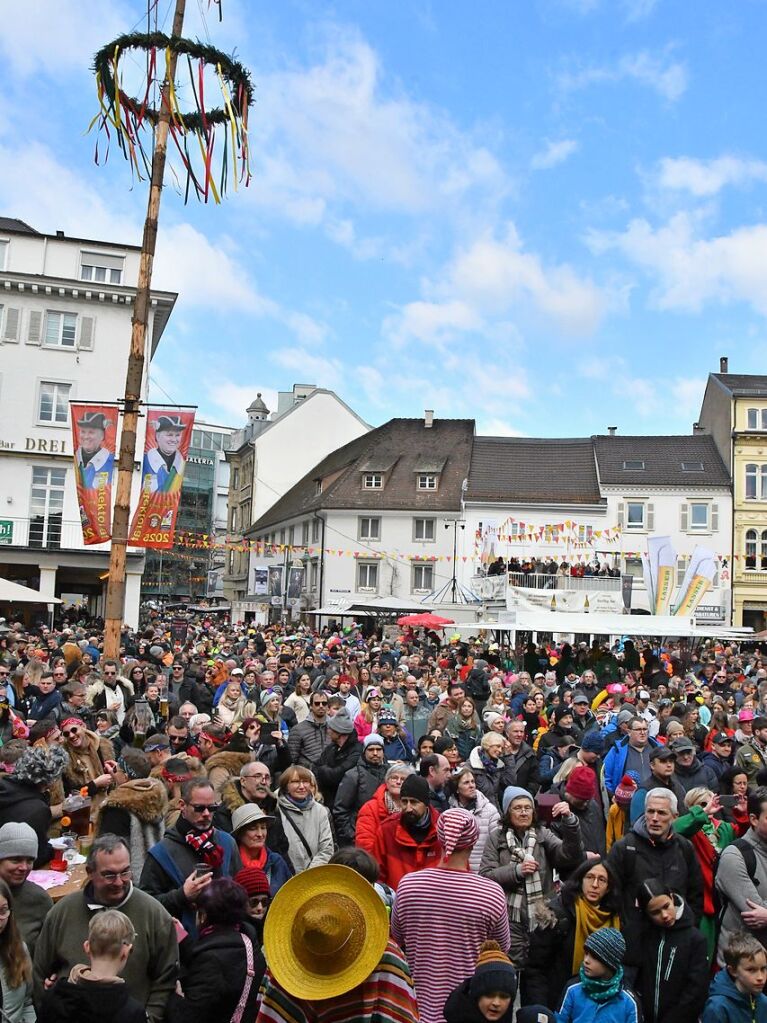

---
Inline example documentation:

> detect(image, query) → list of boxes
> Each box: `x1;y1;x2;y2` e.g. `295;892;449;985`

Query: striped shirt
391;867;510;1023
257;939;419;1023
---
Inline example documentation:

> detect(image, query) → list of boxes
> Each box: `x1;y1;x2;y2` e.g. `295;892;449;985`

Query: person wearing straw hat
392;807;510;1023
257;864;418;1023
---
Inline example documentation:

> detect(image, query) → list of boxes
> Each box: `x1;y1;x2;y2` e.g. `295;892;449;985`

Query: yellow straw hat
263;864;389;999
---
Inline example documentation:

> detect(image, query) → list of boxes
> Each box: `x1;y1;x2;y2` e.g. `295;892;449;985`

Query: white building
0;217;177;626
224;384;370;618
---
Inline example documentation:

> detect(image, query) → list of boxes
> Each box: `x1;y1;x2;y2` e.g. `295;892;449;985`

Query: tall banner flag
70;405;117;544
128;408;195;549
674;546;717;616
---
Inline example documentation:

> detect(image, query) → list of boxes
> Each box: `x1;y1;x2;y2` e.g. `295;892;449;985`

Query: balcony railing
472;572;623;601
0;516;141;554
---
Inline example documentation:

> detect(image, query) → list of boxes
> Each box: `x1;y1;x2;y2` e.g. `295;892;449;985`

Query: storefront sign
0;520;13;545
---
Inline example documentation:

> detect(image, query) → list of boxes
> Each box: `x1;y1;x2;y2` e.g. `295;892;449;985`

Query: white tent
0;578;61;604
451;609;752;641
310;596;433;617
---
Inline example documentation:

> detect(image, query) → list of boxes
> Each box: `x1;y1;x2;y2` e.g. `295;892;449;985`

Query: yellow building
699;362;767;630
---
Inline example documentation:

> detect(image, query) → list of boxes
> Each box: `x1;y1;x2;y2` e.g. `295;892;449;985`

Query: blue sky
2;0;767;437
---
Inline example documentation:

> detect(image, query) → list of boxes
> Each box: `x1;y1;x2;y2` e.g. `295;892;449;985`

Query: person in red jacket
356;765;412;854
372;774;441;888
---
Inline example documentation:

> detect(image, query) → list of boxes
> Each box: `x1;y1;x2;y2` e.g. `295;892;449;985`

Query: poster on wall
267;566;283;606
252;566;268;595
70;405;117;544
128;408;196;550
287;565;304;606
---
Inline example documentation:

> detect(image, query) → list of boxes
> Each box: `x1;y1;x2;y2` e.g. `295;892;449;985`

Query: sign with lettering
0;520;13;545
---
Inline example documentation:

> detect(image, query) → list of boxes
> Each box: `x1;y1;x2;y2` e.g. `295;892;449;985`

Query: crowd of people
1;613;767;1023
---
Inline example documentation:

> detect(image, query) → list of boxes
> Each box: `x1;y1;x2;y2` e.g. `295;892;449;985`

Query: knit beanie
565;766;596;802
400;774;430;804
516;1007;557;1023
234;867;270;897
0;822;37;860
584;927;625;973
614;774;638;807
554;706;573;724
364;733;385;749
501;785;534;816
260;690;278;709
469;941;518;999
327;711;354;735
580;731;604;754
484;712;504;730
14;744;68;786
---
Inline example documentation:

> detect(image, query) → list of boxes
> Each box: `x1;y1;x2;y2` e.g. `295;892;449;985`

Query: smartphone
718;795;740;808
195;863;213;878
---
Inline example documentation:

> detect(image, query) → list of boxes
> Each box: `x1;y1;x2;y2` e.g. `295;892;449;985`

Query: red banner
128;408;196;550
71;404;117;545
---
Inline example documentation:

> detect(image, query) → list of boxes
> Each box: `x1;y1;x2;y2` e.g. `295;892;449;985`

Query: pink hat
738;708;755;722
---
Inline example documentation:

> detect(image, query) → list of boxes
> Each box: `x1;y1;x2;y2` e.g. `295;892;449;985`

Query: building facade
0;217;176;626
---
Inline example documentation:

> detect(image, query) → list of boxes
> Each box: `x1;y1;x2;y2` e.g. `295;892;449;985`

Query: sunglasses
248;895;269;907
62;728;81;738
188;803;220;813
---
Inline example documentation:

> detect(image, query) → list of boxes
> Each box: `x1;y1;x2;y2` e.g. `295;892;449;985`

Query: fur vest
205;750;252;795
96;778;167;876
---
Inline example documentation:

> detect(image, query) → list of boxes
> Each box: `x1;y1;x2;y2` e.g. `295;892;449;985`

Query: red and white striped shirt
391;867;510;1023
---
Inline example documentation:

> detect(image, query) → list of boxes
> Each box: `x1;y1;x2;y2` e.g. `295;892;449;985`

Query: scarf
384;790;400;815
505;828;546;929
185;826;224;869
285;793;313;810
578;964;624;1004
240;845;267;870
572;897;621;973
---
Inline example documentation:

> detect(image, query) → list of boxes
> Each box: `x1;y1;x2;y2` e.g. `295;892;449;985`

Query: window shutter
647;503;655;531
78;315;95;351
712;503;719;531
26;310;42;345
680;503;688;532
617;502;625;527
3;307;20;343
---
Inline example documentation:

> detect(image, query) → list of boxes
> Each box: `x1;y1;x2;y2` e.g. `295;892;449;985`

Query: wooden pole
103;0;187;658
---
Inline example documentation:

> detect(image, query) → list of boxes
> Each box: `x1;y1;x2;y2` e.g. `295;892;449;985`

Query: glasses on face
246;773;271;782
62;728;81;738
288;780;309;788
98;867;133;883
249;895;269;907
313;700;328;707
188;803;220;813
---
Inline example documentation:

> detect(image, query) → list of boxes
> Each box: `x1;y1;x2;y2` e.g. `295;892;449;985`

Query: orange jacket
372;808;442;889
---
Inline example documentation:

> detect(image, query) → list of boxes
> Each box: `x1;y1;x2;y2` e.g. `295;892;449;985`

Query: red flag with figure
70;404;117;544
128;408;196;549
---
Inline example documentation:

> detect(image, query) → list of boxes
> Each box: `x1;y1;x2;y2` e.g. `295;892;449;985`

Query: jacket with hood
314;732;362;807
603;734;659;794
629;773;687;824
673;754;720;796
95;777;167;877
636;894;709;1023
333;758;388;845
702;965;767;1023
0;776;53;867
39;965;147;1023
558;976;640;1023
700;749;733;781
716;825;767;963
525;893;593;1010
286;715;327;769
276;795;334;873
509;741;541;796
355;784;394;853
86;676;135;716
372;808;441;889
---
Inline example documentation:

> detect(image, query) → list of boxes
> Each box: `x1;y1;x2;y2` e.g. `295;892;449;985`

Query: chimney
56;230;64;237
693;422;705;433
424;410;434;429
720;356;729;373
607;426;617;436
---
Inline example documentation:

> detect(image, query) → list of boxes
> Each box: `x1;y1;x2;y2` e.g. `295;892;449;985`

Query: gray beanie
14;744;69;786
327;711;354;735
0;822;37;860
501;785;534;816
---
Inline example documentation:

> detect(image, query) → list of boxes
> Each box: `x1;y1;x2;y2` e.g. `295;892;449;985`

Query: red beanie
565;765;597;801
234;867;270;897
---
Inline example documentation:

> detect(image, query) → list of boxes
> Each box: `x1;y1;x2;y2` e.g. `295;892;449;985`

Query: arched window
761;530;767;570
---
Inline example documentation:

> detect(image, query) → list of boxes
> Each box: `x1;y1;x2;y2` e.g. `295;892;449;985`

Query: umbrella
397;612;455;629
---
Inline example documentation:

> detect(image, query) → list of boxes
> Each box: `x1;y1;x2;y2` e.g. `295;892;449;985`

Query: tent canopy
0;578;61;604
450;610;752;641
398;613;455;629
311;596;433;617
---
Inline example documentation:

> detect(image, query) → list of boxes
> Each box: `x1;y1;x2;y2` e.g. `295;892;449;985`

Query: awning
310;596;434;617
0;578;62;604
450;610;753;640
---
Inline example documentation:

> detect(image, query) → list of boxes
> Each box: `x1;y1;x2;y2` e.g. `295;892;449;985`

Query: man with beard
34;835;177;1022
372;774;441;888
214;763;291;862
140;778;241;937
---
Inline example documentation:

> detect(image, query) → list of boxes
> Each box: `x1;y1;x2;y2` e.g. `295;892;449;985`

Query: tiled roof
0;218;39;235
711;373;767;397
251;418;474;531
593;434;730;487
467;437;603;504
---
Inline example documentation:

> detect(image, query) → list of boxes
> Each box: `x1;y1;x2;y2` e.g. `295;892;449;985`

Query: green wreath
93;31;253;134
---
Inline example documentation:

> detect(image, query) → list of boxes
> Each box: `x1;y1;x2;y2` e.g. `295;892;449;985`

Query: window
279;529;286;545
746;409;767;430
80;251;124;285
309;560;319;591
44;311;77;348
745;464;767;500
745;529;767;570
0;240;7;270
288;526;295;547
417;474;438;490
625;502;645;530
624;557;643;578
681;461;704;472
38;381;71;425
311;518;320;543
690;502;709;530
302;520;310;546
29;467;65;549
622;460;645;471
363;473;383;489
357;561;379;591
0;304;20;343
315;479;323;495
413;518;435;541
358;517;381;541
576;524;593;543
231;468;239;490
544;524;560;543
412;563;434;592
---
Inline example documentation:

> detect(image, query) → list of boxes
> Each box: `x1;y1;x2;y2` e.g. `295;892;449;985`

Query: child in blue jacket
702;932;767;1023
557;928;639;1023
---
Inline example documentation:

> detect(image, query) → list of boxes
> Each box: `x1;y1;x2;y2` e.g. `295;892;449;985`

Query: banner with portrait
128;408;196;550
70;404;117;545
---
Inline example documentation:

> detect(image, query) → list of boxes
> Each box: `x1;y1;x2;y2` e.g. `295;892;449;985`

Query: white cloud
204;382;279;420
559;49;688;102
590;213;767;316
531;139;579;170
385;300;483;348
270;347;344;387
656;155;767;196
622;0;660;21
479;418;527;437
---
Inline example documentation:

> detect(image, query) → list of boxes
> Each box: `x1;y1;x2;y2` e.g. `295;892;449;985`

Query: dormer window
417;474;438;490
622;460;645;470
315;479;323;495
681;461;704;472
363;474;383;489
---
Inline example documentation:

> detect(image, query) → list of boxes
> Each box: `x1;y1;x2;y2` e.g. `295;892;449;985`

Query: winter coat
443;978;514;1023
95;777;167;877
468;747;517;810
510;742;541;796
204;749;252;796
27;687;62;723
736;739;767;783
0;776;54;867
381;732;416;764
701;749;733;781
636;895;709;1023
286;716;328;769
13;879;53;957
525;895;592;1010
372;808;442;888
178;676;213;716
716;826;767;962
702;965;767;1023
401;703;431;742
86;676;135;716
448;790;500;872
550;797;606;866
314;733;362;807
214;782;292;862
40;968;147;1023
449;722;484;763
355;784;395;853
603;735;659;794
333;759;388;845
630;774;688;824
167;922;265;1023
464;669;491;707
607;817;703;967
277;796;334;872
558;977;640;1023
61;729;116;815
674;755;720;796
